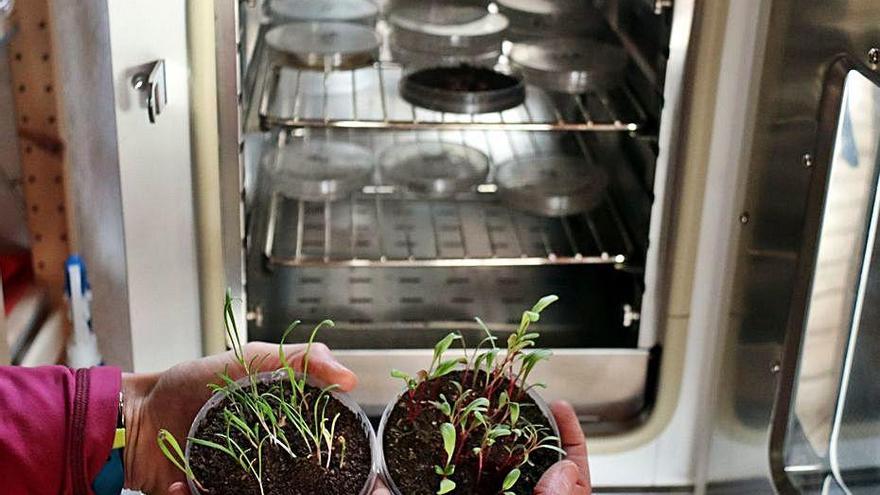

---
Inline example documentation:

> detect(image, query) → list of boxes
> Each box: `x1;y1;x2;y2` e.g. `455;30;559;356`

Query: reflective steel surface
705;0;880;492
772;62;880;494
825;71;880;494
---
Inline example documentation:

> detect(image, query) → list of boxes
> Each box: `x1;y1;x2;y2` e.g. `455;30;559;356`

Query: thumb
168;481;190;495
371;477;392;495
291;342;359;392
534;460;588;495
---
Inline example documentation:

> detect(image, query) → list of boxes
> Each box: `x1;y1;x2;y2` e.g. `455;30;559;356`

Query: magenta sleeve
0;365;121;495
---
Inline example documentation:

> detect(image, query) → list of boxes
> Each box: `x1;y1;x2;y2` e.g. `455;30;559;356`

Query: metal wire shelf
264;190;632;268
258;61;646;132
259;104;637;269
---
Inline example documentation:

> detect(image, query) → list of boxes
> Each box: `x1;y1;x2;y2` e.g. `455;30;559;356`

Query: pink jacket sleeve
0;366;121;495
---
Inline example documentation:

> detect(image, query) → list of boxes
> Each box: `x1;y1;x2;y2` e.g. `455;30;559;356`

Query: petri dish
389;37;500;68
379;141;489;197
265;22;381;70
399;65;525;114
267;0;379;25
496;0;605;36
509;38;628;93
271;140;375;201
496;155;608;217
388;6;507;55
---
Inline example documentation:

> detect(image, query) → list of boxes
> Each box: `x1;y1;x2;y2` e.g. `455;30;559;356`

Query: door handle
131;60;167;124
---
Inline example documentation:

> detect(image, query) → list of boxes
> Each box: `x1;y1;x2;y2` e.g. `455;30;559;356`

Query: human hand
371;400;591;495
534;401;591;495
121;342;358;495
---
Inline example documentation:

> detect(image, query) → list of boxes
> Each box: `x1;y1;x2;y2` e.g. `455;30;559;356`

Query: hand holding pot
121;342;358;495
534;401;591;495
371;400;591;495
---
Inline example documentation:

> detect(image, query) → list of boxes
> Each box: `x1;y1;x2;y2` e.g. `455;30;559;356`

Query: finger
229;341;290;376
168;481;190;495
290;343;358;392
370;477;392;495
563;483;589;495
550;400;590;489
534;460;586;495
572;485;590;495
235;342;358;392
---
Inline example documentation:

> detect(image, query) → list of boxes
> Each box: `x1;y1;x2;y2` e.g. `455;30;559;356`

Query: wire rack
264;192;631;268
258;61;646;132
261;127;634;268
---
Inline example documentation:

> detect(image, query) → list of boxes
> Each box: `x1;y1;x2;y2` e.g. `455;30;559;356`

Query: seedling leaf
502;468;521;491
157;429;193;479
390;369;411;380
433;333;459;362
537;444;568;456
509;402;520;425
531;294;559;313
440;422;456;464
432;357;465;379
437;478;456;495
189;437;237;458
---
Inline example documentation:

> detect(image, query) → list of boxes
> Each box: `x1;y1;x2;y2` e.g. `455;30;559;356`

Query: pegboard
6;0;70;304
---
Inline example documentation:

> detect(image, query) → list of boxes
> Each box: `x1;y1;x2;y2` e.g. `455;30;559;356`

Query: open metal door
770;57;880;495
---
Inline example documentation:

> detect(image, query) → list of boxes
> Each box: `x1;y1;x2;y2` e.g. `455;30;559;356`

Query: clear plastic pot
376;382;562;495
185;370;379;495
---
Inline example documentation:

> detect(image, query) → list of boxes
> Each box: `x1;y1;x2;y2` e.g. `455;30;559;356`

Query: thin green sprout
157;293;351;491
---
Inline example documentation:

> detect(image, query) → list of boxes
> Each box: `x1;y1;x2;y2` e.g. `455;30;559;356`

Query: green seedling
392;295;562;495
158;292;347;495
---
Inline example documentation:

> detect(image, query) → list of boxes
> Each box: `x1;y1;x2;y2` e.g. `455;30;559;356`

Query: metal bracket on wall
131;59;166;124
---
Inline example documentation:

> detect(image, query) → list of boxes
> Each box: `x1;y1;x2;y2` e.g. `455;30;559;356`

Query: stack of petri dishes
387;4;508;68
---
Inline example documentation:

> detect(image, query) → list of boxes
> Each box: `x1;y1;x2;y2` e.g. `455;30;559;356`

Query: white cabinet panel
107;0;201;372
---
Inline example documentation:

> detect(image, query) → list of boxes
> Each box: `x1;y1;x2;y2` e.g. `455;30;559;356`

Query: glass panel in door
826;69;880;494
778;67;880;494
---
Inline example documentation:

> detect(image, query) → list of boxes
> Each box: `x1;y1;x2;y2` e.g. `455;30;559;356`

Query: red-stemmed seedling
390;295;565;494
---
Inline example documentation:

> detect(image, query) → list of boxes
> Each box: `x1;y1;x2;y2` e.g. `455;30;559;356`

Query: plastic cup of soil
184;370;378;495
376;370;562;495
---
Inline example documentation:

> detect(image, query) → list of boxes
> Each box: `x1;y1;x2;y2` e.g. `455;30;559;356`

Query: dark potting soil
189;381;371;495
384;371;559;495
405;65;522;93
